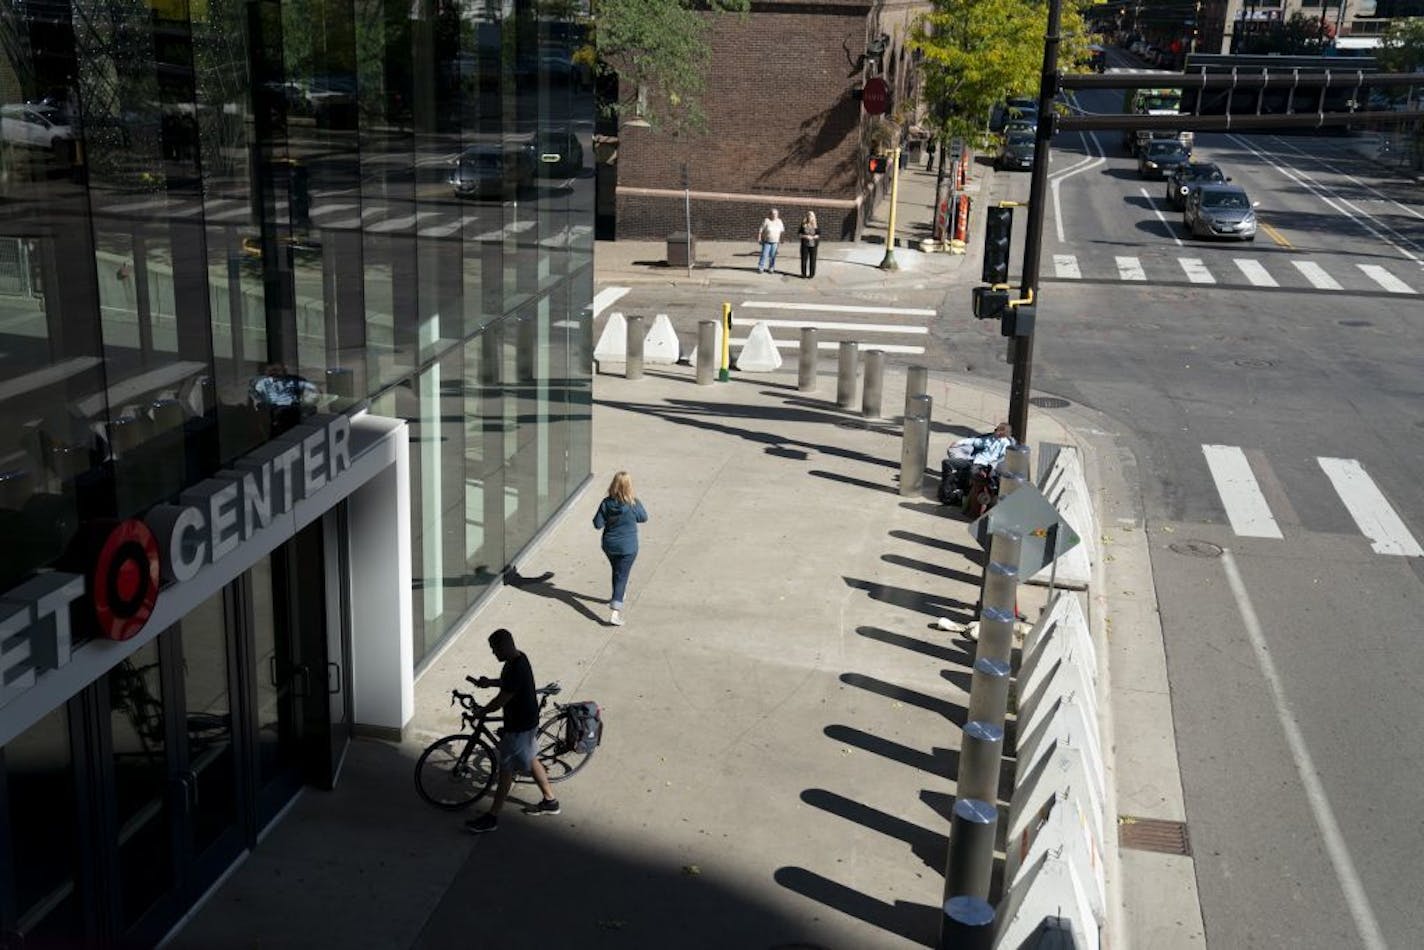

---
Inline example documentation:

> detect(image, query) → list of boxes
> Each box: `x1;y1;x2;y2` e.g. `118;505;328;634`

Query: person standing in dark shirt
465;628;560;833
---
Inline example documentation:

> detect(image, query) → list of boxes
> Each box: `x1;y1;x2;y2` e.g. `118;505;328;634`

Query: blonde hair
803;211;817;227
607;471;635;504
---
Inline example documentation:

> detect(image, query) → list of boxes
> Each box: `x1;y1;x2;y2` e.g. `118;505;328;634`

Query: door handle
293;664;311;696
328;661;342;696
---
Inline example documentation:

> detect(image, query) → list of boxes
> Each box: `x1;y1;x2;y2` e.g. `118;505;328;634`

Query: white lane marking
1357;264;1415;294
1051;114;1108;243
591;286;630;319
738;301;936;317
1115;256;1147;281
742;318;927;335
1227;133;1423;267
368;211;439;233
1053;254;1082;279
733;339;925;355
1265;134;1424;224
1235;259;1278;287
1219;549;1389;950
419;214;478;238
1179;258;1216;284
1139;187;1183;247
1292;260;1343;290
1201;445;1283;538
1317;457;1423;556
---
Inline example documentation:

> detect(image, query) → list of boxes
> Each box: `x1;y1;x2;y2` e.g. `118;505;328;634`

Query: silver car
1183;183;1258;241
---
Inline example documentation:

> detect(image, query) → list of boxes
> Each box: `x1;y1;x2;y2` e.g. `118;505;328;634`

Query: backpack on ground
564;701;603;754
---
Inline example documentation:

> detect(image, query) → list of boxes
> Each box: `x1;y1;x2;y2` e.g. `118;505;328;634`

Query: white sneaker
610;609;624;626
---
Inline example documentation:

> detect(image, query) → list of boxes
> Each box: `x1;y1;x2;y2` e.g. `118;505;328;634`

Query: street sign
863;78;889;116
969;482;1081;577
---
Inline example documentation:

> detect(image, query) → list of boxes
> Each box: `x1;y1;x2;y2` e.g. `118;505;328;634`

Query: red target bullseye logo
92;519;161;641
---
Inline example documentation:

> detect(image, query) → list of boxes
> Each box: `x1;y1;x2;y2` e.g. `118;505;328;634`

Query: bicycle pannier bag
564;701;603;754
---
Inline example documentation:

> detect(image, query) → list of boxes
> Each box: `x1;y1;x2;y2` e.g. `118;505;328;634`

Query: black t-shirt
500;652;539;731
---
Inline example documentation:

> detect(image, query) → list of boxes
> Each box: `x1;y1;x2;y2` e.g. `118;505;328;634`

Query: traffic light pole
1007;0;1062;444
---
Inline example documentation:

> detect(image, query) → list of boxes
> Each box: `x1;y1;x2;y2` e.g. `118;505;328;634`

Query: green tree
912;0;1092;152
592;0;748;132
1375;16;1424;74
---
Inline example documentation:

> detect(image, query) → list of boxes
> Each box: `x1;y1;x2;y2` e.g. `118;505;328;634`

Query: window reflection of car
996;132;1035;171
449;142;536;198
1165;161;1227;210
1;104;74;151
534;129;584;178
1183;183;1258;241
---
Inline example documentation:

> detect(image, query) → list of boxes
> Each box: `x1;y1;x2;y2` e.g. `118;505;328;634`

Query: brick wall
616;0;882;240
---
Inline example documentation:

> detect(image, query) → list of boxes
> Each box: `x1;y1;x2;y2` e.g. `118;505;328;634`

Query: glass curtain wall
0;0;591;666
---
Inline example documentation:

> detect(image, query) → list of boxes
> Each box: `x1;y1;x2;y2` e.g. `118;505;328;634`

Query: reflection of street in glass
250;363;317;433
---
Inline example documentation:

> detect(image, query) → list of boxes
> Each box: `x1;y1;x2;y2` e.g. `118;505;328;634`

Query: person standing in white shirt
756;208;785;274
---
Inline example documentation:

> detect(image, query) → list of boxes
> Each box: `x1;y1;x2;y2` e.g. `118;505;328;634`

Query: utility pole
1007;0;1062;443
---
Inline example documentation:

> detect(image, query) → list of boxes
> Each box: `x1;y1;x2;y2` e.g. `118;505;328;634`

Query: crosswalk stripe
1179;258;1216;284
1202;444;1282;539
1317;458;1423;556
1357;264;1415;294
1293;260;1342;290
1116;256;1147;281
419;213;477;237
368;212;440;233
1053;254;1081;279
733;338;925;355
739;301;937;317
1234;259;1278;287
591;286;629;319
745;318;928;335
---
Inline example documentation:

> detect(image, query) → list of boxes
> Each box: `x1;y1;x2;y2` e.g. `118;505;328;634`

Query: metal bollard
900;412;929;497
798;327;819;391
982;562;1020;615
862;350;886;418
909;393;933;466
1001;443;1030;481
939;895;995;950
943;798;998;901
966;656;1011;726
836;341;858;409
975;605;1016;667
696;320;717;385
997;471;1026;501
625;315;645;380
956;720;1005;805
904;364;928;421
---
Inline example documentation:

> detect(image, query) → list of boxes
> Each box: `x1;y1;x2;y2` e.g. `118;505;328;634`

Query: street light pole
1006;0;1062;442
880;146;903;271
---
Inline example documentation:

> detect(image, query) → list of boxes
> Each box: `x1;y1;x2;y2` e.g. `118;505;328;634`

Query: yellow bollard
879;146;902;272
719;302;732;382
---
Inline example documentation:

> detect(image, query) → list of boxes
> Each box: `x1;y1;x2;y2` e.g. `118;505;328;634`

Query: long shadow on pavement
843;576;975;625
773;868;939;948
825;723;958;777
801;788;948;874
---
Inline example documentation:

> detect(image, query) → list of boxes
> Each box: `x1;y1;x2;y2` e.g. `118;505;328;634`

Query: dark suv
1165;161;1227;210
1138;139;1190;180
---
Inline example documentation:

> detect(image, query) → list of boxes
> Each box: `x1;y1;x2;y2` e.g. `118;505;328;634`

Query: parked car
449;140;536;199
1;103;74;151
1138;139;1190;179
996;131;1035;171
1183;183;1258;240
1165;161;1227;209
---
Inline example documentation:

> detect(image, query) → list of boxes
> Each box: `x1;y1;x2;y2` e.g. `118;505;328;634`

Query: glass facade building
0;0;592;942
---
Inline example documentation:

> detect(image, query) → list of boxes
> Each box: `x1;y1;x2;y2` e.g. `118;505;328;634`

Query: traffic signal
868;155;886;174
982;206;1013;284
972;286;1010;320
1002;303;1036;338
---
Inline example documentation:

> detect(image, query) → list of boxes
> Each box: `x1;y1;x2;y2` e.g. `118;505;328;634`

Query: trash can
667;231;695;268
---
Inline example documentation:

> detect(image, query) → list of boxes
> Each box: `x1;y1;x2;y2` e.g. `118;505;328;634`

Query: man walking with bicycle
465;628;561;833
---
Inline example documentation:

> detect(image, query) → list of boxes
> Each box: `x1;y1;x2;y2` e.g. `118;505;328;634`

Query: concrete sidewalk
171;358;1202;949
595;158;988;292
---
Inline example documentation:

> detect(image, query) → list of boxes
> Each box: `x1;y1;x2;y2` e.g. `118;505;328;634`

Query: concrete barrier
1026;446;1095;591
593;311;628;364
1017;656;1099;757
994;851;1100;950
1015;696;1105;811
736;322;783;372
644;314;681;364
1004;791;1106;925
1020;592;1094;687
1007;741;1105;857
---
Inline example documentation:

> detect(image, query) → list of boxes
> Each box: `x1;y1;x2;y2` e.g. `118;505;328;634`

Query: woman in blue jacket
593;471;648;626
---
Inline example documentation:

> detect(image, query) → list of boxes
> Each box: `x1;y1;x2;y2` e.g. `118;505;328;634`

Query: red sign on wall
862;78;889;116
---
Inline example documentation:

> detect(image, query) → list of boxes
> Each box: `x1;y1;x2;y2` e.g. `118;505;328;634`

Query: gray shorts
497;727;538;774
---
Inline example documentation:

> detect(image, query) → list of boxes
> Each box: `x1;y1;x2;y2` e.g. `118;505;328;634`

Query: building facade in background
610;0;928;241
0;0;593;943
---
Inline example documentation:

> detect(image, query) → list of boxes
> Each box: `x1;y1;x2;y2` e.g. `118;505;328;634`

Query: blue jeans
758;241;779;272
605;550;637;610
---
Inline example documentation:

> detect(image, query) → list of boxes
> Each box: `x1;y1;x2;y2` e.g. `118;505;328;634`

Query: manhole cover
1338;319;1372;327
1169;540;1223;558
1028;396;1071;409
1119;816;1191;856
1233;358;1274;368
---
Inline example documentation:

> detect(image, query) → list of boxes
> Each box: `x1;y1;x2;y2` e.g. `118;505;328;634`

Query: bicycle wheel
414;734;497;809
525;712;596;784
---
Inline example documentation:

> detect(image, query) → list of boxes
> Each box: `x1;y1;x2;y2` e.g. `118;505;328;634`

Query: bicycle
413;677;598;810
